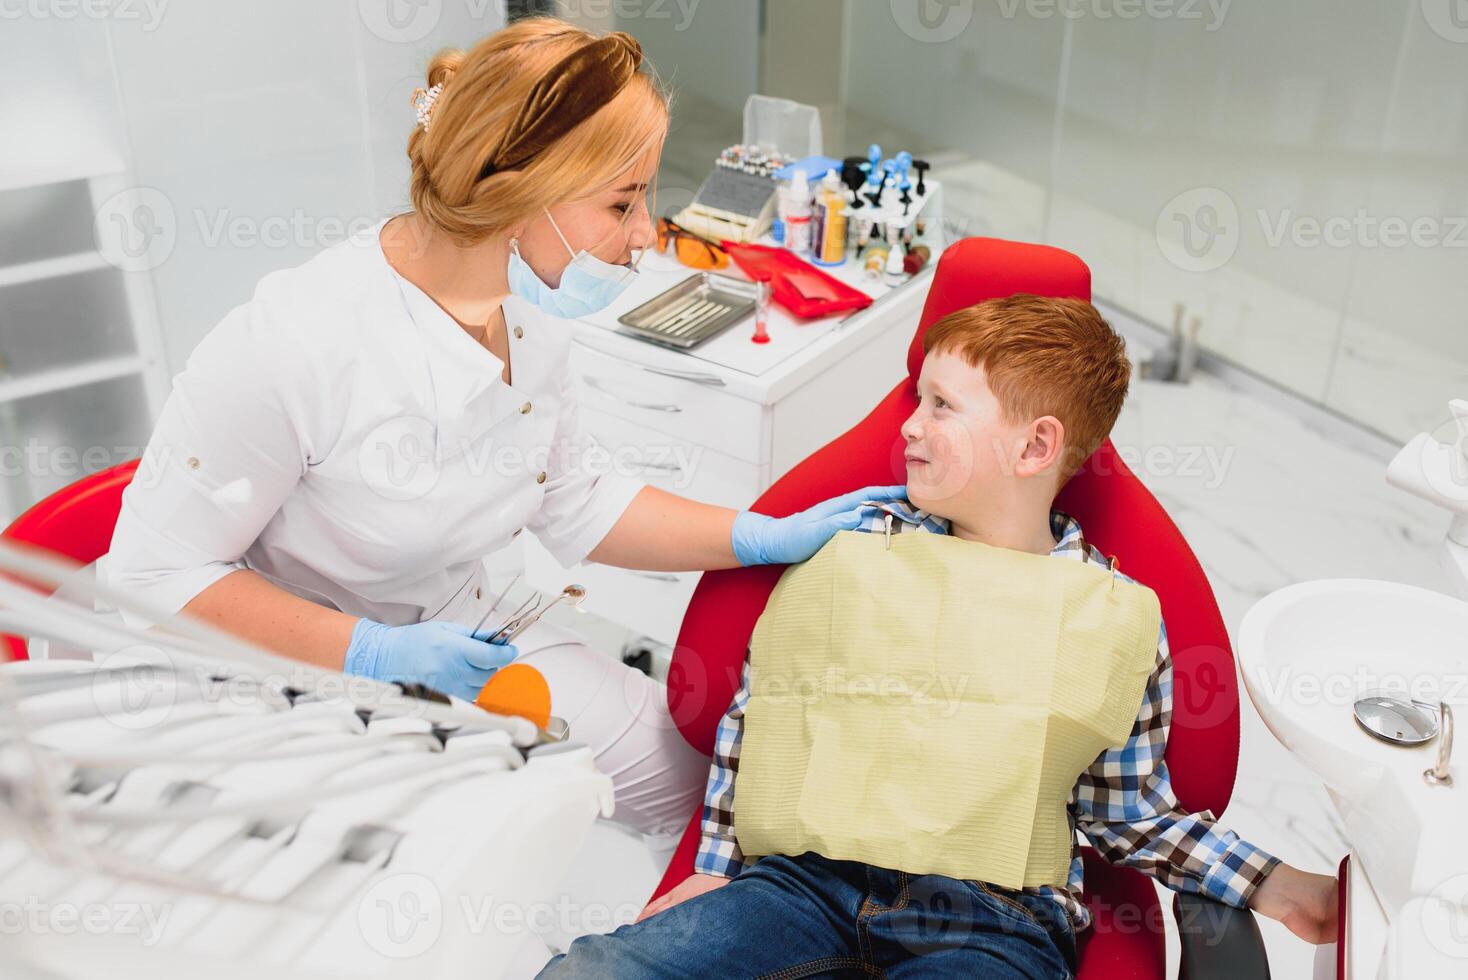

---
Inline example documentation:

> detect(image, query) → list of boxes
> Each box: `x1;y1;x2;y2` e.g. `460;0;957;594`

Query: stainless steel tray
616;272;757;349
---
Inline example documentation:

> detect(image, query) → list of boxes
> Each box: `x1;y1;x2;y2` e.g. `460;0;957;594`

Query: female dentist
99;18;901;836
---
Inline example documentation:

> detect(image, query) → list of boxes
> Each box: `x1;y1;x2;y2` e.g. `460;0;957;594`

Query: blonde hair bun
425;48;462;89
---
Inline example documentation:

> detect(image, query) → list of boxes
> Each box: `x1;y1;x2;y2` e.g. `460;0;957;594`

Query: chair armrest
1172;891;1271;980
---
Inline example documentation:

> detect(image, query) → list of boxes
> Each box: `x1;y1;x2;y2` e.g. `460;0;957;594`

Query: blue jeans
537;851;1077;979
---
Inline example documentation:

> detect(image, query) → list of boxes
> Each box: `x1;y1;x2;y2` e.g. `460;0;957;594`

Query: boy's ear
1018;415;1065;478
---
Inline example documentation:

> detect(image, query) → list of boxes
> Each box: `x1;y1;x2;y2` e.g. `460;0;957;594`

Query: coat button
513;325;524;339
475;587;482;599
536;471;547;484
513;527;523;537
520;401;532;414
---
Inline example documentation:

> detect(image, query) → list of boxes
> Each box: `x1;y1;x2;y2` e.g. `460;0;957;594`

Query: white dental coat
99;219;645;628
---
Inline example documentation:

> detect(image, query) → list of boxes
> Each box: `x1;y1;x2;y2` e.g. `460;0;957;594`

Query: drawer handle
631;571;681;583
581;375;683;413
571;337;727;387
642;365;726;387
634;459;683;474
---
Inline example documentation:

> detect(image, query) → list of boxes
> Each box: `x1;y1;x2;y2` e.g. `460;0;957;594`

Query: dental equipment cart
0;546;614;980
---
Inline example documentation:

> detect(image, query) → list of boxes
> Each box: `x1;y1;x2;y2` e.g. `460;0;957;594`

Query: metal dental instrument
470;572;522;638
861;499;912;551
482;585;587;646
484;593;540;642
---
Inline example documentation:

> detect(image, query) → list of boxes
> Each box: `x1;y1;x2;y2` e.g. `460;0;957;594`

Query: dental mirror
490;584;588;645
1352;692;1440;745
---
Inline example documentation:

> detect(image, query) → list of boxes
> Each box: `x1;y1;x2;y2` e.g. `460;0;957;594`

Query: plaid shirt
695;501;1280;933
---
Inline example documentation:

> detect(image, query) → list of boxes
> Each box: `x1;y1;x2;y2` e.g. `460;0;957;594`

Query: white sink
1238;579;1467;925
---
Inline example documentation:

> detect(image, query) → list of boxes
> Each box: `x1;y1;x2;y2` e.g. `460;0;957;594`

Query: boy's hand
634;873;732;923
1247;863;1338;944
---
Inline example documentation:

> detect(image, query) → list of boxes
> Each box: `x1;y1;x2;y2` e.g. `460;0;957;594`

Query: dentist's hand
343;618;518;702
730;484;907;566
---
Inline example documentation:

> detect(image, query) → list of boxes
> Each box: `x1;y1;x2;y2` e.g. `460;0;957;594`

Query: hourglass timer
751;277;772;344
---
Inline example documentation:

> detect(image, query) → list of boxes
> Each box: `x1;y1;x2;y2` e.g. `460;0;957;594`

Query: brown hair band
477;32;643;181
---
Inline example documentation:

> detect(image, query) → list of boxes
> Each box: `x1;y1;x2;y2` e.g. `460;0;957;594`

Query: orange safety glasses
656;217;730;270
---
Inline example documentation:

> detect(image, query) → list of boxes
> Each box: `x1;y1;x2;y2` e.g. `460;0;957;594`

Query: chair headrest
906;237;1092;383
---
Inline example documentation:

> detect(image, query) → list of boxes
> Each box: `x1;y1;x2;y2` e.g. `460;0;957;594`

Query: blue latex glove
343;619;518;702
731;484;908;566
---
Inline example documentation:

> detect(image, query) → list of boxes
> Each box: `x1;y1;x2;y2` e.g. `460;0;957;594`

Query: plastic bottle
812;169;848;267
860;221;888;280
883;223;906;286
780;169;812;256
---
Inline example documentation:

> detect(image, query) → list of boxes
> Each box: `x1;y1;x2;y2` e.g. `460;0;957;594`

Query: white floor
525;370;1453;979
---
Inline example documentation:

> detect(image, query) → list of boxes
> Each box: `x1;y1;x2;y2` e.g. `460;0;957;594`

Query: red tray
720;241;873;320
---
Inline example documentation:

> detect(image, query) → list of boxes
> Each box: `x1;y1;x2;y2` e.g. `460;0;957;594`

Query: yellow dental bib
733;529;1161;889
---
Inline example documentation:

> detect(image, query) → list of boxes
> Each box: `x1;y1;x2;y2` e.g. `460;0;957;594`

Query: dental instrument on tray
0;540;613;979
615;271;758;349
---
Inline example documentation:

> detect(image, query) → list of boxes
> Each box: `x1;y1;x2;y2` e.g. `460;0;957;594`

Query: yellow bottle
813;169;848;267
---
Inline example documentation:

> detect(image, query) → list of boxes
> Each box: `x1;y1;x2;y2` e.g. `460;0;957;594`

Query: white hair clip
412;83;444;132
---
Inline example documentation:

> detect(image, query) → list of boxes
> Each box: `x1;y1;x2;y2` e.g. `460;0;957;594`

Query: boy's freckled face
900;351;1027;519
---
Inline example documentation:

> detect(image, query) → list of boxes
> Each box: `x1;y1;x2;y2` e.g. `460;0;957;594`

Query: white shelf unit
0;162;169;523
0;249;112;289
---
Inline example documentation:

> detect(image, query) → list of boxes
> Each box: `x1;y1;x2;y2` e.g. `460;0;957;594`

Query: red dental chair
648;238;1270;979
1;459;141;662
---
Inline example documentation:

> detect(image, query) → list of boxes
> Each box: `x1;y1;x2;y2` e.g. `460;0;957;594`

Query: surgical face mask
506;209;639;319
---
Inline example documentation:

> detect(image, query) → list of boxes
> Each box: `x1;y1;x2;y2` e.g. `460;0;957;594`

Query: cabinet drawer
569;339;766;464
584;410;764;510
524;533;696;648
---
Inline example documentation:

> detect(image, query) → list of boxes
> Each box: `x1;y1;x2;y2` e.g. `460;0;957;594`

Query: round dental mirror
1352;691;1440;745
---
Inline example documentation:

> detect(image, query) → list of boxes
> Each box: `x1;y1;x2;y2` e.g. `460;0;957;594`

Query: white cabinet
523;247;938;646
0;166;168;522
